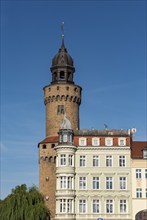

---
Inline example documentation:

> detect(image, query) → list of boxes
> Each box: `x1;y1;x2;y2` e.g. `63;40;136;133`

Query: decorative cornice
44;94;81;105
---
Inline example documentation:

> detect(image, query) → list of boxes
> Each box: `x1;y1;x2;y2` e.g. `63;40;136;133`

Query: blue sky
1;0;146;199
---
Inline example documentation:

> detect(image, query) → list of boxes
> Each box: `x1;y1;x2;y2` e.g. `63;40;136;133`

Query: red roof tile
131;141;147;159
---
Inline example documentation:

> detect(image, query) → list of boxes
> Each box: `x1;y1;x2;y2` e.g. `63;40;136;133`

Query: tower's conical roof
51;27;74;68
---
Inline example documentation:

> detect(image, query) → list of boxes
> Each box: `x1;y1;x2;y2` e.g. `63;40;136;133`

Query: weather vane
61;21;64;38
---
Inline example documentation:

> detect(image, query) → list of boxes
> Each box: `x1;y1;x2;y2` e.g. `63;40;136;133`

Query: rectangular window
93;199;99;213
143;150;147;159
79;199;86;213
136;169;142;179
106;200;113;213
120;177;127;190
145;169;147;178
120;200;127;213
80;156;86;167
118;138;126;146
60;176;66;189
106;177;113;189
119;156;126;167
67;177;73;189
69;155;73;166
79;138;87;146
136;188;142;198
60;154;66;166
93;156;99;167
105;138;113;146
60;199;66;213
93;177;99;190
57;105;65;115
79;177;86;190
92;138;99;146
106;155;112;167
67;199;72;213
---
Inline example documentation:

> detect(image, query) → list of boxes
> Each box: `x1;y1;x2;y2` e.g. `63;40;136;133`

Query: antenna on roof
104;124;108;130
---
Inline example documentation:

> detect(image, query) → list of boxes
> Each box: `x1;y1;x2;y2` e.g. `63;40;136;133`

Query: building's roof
39;136;58;144
51;38;74;68
74;129;130;136
131;141;147;159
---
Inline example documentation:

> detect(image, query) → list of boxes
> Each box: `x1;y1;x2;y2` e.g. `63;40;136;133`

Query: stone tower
44;34;82;137
39;31;82;220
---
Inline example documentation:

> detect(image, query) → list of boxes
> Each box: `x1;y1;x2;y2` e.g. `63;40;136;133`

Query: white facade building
54;124;132;220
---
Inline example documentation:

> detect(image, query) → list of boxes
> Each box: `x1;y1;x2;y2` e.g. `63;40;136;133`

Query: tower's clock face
63;134;67;142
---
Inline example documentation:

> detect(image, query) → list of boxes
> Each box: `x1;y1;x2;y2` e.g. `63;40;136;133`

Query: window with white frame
67;199;72;213
136;188;142;198
119;177;127;190
79;138;87;146
93;177;99;190
120;200;127;213
67;176;73;189
60;176;67;189
60;154;66;166
143;149;147;159
106;177;113;189
119;156;126;167
105;138;113;146
59;199;73;213
106;155;112;167
93;199;99;213
93;156;99;167
136;169;142;179
79;177;86;190
106;199;113;213
80;155;86;167
68;155;73;166
92;138;100;146
60;199;66;213
145;169;147;178
79;199;86;213
118;138;126;146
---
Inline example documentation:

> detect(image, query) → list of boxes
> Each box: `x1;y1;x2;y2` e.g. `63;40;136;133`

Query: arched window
68;72;72;81
60;71;65;80
53;72;57;81
49;156;53;162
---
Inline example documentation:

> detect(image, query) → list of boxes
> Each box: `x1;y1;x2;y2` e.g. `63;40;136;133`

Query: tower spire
61;21;65;48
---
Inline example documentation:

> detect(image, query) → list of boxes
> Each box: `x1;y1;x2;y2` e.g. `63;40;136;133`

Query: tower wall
44;84;82;137
39;143;56;220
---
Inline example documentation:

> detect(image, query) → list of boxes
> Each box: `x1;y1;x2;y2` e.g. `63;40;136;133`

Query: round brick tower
44;36;82;137
39;32;82;220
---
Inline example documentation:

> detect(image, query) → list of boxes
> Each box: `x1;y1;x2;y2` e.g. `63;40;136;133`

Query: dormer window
118;138;126;146
105;138;113;146
92;138;100;146
79;138;87;146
